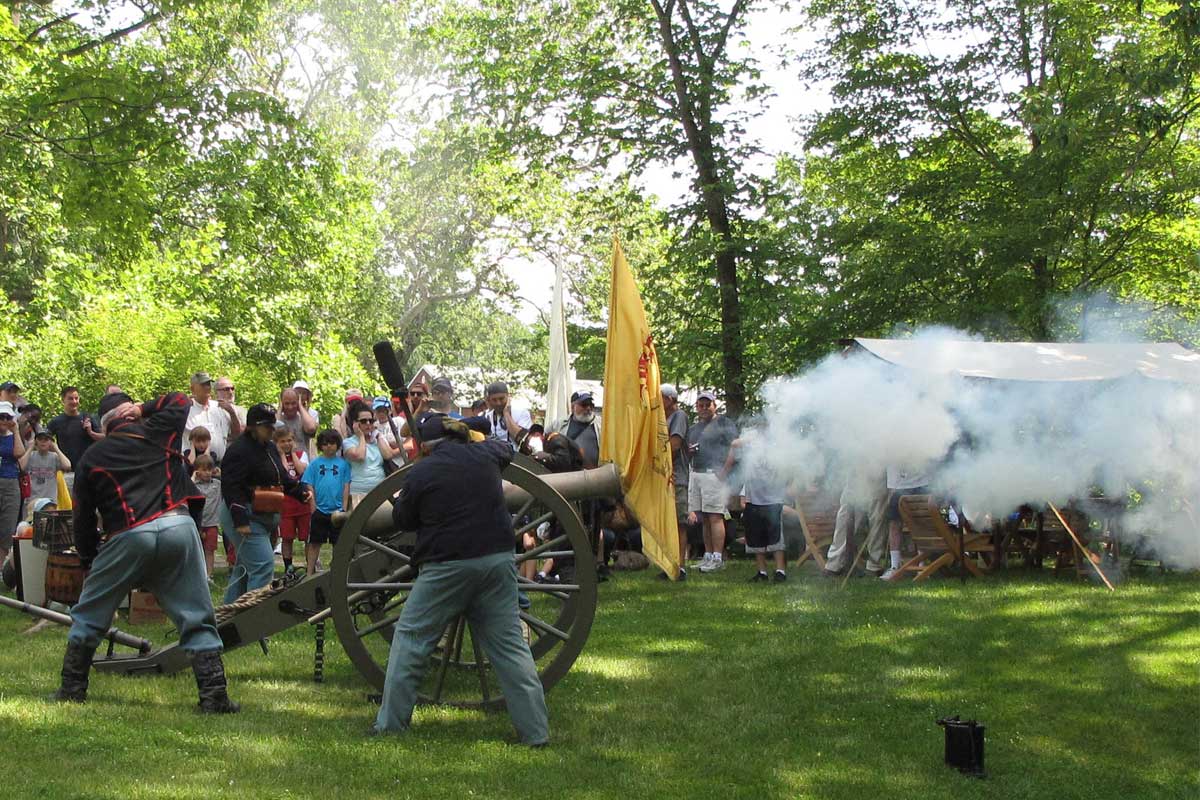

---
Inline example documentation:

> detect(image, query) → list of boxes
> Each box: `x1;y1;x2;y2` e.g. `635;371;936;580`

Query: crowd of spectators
2;369;805;599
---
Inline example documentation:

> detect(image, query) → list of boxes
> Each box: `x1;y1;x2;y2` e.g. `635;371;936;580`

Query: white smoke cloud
750;329;1200;569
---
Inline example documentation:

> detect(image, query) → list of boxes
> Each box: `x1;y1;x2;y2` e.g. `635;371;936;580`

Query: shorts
674;483;689;524
279;512;310;542
887;487;930;521
309;511;339;546
200;525;219;551
687;470;728;515
743;503;785;553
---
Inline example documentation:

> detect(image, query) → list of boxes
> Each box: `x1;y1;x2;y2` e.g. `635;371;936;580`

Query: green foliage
797;0;1200;342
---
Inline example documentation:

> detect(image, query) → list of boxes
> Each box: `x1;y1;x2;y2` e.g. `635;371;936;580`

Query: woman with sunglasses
343;400;399;509
0;400;25;570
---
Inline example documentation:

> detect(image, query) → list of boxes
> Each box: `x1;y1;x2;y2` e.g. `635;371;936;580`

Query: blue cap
372;396;390;410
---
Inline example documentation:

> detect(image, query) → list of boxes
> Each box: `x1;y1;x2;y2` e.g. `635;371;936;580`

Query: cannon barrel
332;463;623;536
0;594;153;653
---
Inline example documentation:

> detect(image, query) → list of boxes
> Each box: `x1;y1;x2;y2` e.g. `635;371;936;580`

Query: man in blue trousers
372;414;548;746
53;390;238;713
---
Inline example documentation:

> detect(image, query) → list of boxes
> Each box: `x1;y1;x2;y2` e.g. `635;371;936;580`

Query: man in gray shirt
661;384;689;579
685;391;738;573
558;391;601;468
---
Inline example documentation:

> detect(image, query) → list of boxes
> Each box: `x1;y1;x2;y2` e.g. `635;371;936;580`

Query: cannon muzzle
332;463;623;536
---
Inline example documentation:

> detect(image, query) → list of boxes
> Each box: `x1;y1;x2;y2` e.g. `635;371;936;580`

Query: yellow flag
55;470;73;510
599;238;681;579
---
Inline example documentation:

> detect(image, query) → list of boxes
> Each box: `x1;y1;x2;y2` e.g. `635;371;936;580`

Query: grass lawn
2;561;1197;800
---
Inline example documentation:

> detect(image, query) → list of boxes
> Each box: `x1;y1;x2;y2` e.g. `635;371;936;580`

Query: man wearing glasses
214;376;248;427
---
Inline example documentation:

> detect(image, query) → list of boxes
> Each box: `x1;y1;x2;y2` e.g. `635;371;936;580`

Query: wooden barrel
45;551;87;606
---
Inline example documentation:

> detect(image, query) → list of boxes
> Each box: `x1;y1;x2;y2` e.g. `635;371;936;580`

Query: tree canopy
0;0;1196;415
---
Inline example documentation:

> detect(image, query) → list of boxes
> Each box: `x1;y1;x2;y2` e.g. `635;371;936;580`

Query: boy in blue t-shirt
302;429;352;575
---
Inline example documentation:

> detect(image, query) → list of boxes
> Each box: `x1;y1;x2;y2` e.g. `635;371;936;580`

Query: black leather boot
192;650;240;714
50;641;96;703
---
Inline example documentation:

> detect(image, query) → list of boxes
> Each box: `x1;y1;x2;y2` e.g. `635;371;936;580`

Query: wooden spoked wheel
329;460;598;709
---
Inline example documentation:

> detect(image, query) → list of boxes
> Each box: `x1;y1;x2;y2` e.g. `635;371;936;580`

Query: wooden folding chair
894;495;995;582
790;491;838;570
1036;508;1093;578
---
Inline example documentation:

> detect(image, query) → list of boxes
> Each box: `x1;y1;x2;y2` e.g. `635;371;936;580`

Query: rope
214;570;304;624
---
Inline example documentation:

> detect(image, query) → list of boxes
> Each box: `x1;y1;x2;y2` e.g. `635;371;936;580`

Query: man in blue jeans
54;391;238;713
372;414;548;746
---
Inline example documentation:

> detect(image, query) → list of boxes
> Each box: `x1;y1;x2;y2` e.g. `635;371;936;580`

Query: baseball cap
372;396;390;410
292;380;311;392
0;401;15;416
417;413;449;442
697;390;717;402
246;403;277;428
0;381;19;392
660;383;678;399
34;430;52;440
190;371;213;385
344;390;363;402
431;377;453;393
570;391;594;405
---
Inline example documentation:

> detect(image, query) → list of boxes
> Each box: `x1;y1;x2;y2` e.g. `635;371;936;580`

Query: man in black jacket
372;414;548;745
220;403;310;604
54;391;238;713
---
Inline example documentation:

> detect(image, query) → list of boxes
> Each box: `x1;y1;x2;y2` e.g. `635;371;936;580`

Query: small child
301;429;351;575
275;427;310;575
193;454;222;579
729;433;790;583
185;426;220;476
19;430;70;505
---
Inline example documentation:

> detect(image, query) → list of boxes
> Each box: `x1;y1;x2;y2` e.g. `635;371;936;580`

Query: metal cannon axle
332;463;623;537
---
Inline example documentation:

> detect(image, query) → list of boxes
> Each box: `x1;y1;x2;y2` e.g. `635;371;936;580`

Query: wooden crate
128;590;165;625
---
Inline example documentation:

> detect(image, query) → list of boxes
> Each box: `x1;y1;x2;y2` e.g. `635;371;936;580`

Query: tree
415;0;784;413
799;0;1200;340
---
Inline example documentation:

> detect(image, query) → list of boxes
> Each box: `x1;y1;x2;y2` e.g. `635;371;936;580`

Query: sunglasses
0;414;11;421
410;391;427;398
357;417;374;424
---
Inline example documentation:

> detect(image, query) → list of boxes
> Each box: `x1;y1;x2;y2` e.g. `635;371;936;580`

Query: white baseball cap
0;401;15;416
292;380;311;392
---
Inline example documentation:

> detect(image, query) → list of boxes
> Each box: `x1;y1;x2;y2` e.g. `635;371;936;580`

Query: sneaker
749;571;769;583
879;567;899;581
773;570;788;583
699;557;725;573
692;553;712;568
284;564;296;577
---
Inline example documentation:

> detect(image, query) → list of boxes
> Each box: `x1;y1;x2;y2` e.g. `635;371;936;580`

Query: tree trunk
652;0;747;416
1029;254;1053;340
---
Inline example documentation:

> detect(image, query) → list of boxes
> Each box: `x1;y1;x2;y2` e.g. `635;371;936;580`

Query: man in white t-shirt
185;372;242;459
484;381;532;451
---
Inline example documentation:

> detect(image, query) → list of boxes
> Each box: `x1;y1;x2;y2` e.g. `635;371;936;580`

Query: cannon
8;341;621;710
80;459;616;707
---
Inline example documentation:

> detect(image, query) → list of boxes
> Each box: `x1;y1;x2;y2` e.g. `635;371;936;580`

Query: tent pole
1047;502;1115;591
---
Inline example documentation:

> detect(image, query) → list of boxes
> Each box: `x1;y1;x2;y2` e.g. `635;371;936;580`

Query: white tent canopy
852;338;1200;384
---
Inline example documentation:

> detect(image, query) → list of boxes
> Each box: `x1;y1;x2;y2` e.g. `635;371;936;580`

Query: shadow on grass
1;568;1197;800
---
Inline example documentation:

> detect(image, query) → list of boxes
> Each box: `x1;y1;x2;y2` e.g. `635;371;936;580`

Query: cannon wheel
329;460;598;710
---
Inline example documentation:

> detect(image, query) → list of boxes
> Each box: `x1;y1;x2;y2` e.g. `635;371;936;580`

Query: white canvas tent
850;338;1200;384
